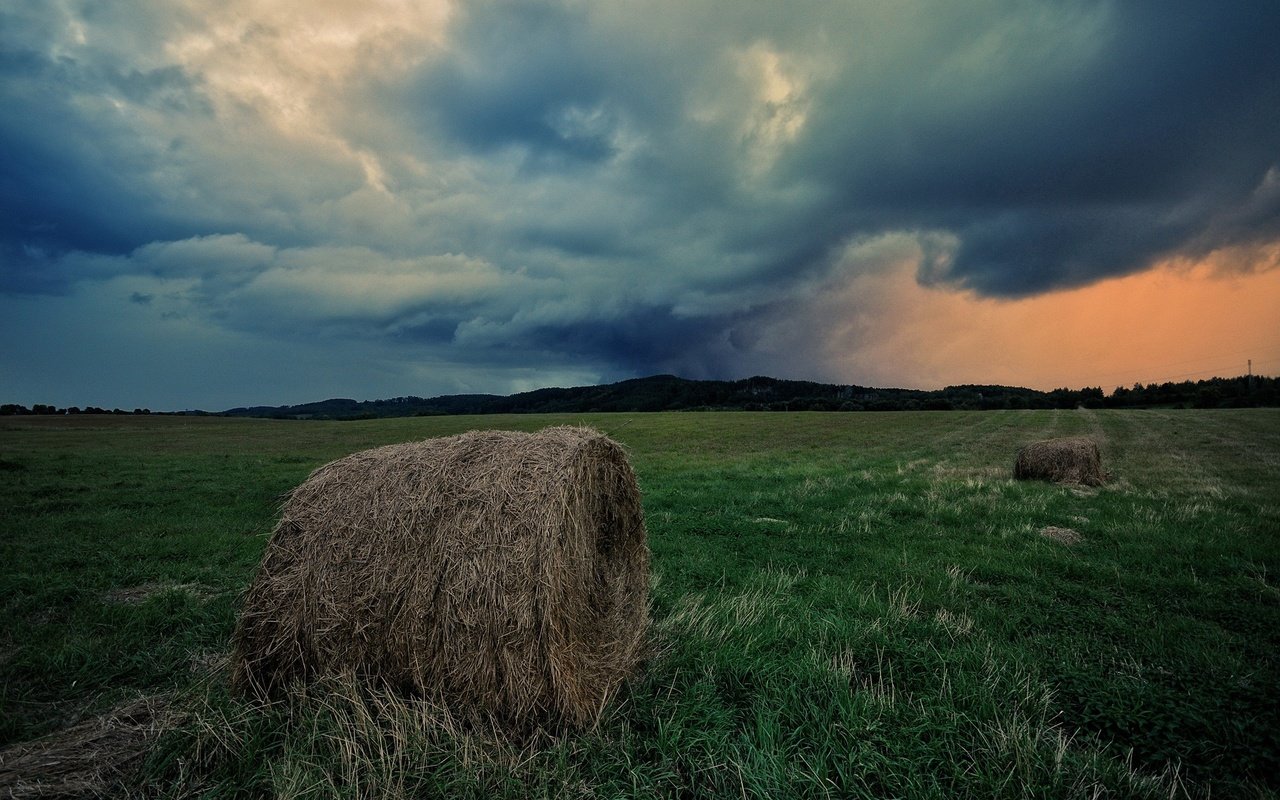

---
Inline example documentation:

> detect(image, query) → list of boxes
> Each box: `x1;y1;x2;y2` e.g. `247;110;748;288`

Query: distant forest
7;373;1274;419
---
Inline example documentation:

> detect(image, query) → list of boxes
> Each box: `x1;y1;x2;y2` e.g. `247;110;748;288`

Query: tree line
221;374;1278;419
1;405;151;416
5;373;1275;419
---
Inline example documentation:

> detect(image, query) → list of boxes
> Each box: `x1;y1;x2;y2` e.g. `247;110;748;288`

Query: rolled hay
1013;436;1106;486
230;426;649;729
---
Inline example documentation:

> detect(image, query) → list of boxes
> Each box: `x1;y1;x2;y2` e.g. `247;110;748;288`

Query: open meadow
1;409;1278;798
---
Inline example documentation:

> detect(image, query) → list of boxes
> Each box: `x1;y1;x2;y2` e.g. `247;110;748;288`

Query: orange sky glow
821;250;1280;392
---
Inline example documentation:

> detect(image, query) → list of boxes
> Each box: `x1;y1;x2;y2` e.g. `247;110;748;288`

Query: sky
2;1;1279;410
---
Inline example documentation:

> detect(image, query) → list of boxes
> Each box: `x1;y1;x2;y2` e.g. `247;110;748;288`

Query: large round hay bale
230;426;649;729
1013;436;1105;486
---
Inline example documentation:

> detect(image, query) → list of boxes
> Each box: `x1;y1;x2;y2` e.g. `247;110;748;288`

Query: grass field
1;409;1278;798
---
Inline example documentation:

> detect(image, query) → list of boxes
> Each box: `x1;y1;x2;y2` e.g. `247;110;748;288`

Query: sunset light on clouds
800;248;1280;392
2;1;1278;409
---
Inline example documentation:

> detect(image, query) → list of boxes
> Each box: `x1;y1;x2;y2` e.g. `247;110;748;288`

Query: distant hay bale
230;426;649;730
1013;436;1105;486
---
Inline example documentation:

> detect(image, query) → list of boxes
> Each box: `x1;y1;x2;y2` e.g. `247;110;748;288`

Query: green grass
1;409;1277;797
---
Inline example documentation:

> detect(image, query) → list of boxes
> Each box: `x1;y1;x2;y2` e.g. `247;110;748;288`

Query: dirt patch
0;696;173;798
1039;526;1084;545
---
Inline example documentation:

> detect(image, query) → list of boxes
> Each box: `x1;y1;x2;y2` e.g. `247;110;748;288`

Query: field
1;409;1278;798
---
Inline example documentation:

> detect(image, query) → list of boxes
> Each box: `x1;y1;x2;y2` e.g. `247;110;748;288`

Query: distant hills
214;373;1278;420
4;373;1273;419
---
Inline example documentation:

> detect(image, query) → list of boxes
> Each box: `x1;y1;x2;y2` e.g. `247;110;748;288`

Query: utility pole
1249;359;1255;391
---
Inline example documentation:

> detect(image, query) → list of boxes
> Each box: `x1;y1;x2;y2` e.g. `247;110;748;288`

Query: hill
215;373;1279;420
4;373;1274;419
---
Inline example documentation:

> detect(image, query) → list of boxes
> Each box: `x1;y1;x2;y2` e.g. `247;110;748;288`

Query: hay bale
231;426;649;729
1013;436;1105;486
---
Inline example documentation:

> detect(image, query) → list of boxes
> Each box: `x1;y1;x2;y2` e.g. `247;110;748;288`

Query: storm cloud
2;0;1278;407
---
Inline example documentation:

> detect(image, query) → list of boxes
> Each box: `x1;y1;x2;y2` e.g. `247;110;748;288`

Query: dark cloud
0;30;214;280
496;307;731;373
417;4;614;161
789;1;1280;295
1;0;1278;406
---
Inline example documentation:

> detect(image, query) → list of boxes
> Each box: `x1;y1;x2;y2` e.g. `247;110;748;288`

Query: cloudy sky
3;1;1279;410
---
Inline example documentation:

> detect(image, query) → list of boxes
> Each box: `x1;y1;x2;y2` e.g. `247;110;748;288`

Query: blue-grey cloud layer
2;0;1278;406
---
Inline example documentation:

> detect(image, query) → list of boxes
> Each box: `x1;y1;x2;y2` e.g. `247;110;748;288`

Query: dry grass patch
102;582;215;606
0;696;172;799
1039;526;1084;545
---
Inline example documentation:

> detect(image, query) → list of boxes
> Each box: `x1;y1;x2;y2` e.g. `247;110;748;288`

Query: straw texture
231;426;649;729
1013;436;1106;486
